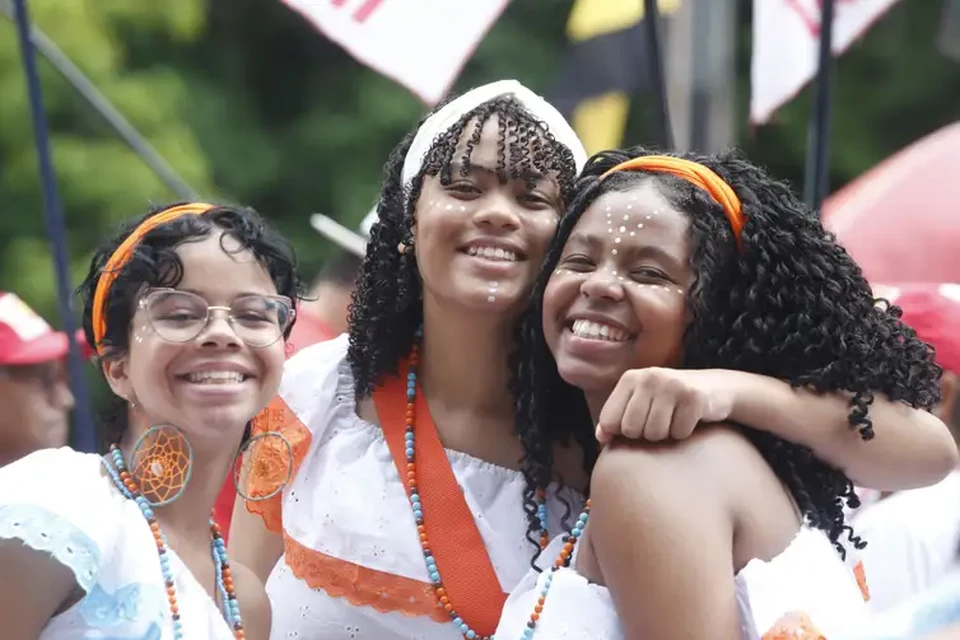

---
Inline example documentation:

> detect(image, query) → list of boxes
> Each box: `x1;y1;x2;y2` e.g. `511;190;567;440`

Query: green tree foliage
0;0;212;312
0;0;957;327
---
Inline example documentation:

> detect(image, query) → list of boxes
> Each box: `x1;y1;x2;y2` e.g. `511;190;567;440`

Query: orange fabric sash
374;366;506;636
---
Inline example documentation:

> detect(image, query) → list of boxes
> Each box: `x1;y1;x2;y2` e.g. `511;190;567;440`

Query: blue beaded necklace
101;446;245;639
400;330;591;640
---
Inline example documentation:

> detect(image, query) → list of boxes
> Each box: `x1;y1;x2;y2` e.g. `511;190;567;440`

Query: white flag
750;0;900;124
282;0;510;104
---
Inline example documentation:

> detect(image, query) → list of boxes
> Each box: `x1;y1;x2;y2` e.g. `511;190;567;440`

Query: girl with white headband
229;81;956;640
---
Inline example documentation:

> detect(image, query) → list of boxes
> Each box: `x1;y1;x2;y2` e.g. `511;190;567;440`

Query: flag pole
643;0;674;149
803;0;836;213
11;0;96;452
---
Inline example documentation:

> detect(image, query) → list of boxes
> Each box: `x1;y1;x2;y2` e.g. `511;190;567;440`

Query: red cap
0;293;85;366
873;283;960;375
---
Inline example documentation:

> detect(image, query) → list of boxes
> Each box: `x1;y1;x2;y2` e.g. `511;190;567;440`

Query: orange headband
92;202;215;354
601;155;744;250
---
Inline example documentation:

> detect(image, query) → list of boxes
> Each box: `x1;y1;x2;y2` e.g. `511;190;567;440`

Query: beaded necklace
401;339;592;639
101;445;245;639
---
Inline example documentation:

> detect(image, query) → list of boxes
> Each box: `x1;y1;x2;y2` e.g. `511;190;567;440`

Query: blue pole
12;0;96;452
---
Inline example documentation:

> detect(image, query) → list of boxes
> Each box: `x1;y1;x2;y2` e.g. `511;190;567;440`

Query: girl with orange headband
496;147;947;639
0;202;301;639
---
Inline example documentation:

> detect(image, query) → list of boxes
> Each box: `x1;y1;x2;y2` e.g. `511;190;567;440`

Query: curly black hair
515;146;942;557
76;201;304;451
347;92;582;559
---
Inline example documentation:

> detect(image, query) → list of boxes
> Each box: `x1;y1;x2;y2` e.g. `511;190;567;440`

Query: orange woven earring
129;424;194;506
233;431;294;502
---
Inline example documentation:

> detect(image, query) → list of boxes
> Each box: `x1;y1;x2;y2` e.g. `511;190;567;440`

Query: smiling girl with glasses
0;202;302;640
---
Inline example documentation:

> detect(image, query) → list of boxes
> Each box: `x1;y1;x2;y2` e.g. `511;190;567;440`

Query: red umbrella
822;122;960;283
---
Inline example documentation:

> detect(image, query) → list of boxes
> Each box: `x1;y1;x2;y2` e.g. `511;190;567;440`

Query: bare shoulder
589;423;799;576
592;424;764;497
587;424;761;540
583;427;749;638
231;561;271;640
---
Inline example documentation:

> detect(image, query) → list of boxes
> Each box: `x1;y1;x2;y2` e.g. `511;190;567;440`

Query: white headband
400;79;587;187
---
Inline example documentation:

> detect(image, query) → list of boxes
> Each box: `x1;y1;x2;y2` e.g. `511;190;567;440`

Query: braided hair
515;146;942;556
347;93;581;557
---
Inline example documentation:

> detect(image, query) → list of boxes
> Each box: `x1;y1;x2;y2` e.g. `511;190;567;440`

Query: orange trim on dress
243;395;313;534
853;560;871;602
283;531;453;622
761;611;826;640
244;386;515;624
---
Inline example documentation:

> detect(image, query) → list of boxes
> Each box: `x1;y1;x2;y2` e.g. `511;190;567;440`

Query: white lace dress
850;472;960;612
244;335;585;640
495;528;871;639
0;448;241;639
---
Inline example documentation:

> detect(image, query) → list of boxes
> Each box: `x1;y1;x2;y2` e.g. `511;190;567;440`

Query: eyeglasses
139;289;295;348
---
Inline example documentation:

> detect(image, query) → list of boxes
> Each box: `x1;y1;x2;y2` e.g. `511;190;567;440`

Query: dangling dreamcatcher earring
233;431;294;502
128;424;194;506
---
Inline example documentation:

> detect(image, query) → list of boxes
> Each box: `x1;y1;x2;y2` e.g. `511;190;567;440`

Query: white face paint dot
445;204;453;211
458;205;466;212
626;204;633;210
619;226;626;232
614;237;621;243
607;228;612;233
623;215;629;221
629;231;635;236
487;296;496;303
637;223;643;228
605;206;612;212
612;249;618;255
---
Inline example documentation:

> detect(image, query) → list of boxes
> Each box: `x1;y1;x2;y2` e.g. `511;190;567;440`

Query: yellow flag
572;92;632;156
567;0;681;43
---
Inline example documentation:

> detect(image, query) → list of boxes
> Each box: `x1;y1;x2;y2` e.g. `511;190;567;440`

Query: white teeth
571;320;630;342
184;371;245;384
467;246;518;262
